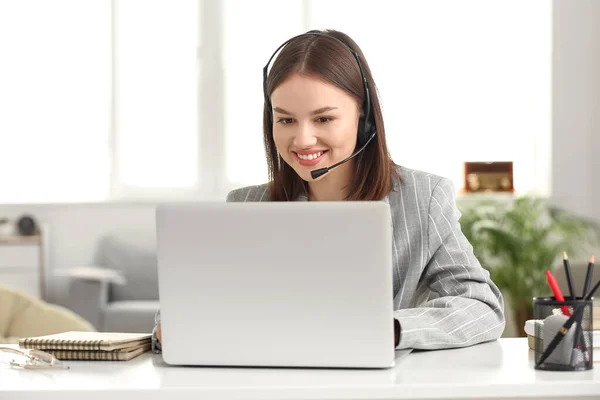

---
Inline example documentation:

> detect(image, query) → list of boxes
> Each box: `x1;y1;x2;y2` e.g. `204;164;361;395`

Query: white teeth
297;151;323;161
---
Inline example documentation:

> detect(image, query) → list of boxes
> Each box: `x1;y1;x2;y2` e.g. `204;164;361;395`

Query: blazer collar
294;191;391;204
295;173;400;202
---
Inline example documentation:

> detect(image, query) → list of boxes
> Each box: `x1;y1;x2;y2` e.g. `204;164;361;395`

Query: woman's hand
157;322;162;343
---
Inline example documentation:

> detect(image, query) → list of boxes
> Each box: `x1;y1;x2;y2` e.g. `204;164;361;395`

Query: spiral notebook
19;331;152;351
45;343;152;361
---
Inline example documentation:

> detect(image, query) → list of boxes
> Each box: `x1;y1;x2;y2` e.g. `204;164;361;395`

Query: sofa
0;282;94;343
65;235;159;334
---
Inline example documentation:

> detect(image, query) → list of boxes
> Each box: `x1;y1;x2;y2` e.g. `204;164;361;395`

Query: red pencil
545;270;571;316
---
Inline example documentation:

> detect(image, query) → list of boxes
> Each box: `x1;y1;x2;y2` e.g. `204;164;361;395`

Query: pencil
563;252;575;300
582;255;595;297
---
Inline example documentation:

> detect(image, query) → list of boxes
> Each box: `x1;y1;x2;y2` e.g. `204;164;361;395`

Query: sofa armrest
57;266;126;330
67;279;109;330
55;266;127;285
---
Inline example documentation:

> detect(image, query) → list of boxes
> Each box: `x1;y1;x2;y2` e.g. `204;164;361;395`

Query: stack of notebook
18;331;152;361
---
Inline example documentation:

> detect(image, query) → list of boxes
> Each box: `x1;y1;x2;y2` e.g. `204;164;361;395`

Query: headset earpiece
357;116;367;147
357;82;375;147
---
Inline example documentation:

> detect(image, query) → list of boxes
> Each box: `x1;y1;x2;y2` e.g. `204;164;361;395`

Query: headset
262;30;377;179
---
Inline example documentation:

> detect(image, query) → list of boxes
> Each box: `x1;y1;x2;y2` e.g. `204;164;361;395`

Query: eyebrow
273;106;338;116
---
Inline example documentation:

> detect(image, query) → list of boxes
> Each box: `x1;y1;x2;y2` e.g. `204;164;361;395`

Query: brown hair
263;29;399;201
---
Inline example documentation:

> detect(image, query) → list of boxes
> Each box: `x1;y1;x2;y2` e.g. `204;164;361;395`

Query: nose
292;122;317;148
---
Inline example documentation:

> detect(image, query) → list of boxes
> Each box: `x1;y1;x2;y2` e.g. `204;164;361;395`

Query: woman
153;29;505;352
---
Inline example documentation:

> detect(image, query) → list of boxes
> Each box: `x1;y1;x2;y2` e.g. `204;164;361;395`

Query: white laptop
156;201;395;369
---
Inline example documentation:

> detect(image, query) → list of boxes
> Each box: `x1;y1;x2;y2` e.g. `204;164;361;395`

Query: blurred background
1;0;558;203
0;0;598;341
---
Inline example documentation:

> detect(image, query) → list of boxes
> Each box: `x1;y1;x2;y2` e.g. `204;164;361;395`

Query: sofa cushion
103;300;159;333
96;236;159;302
0;282;95;343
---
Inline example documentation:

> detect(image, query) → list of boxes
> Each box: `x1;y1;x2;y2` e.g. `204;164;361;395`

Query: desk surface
1;338;599;400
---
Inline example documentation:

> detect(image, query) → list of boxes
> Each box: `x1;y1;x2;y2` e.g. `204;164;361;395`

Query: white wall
593;102;600;223
551;0;600;222
0;204;157;305
590;1;600;223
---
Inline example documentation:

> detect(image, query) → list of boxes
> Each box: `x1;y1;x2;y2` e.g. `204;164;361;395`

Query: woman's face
270;73;360;182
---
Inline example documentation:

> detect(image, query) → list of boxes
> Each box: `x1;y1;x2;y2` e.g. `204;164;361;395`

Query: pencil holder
533;296;593;371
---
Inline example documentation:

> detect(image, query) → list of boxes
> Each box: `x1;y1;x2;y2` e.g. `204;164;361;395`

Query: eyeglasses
0;346;69;369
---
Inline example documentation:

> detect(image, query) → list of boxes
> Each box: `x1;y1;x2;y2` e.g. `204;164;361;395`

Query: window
0;0;111;203
112;0;199;197
0;0;199;204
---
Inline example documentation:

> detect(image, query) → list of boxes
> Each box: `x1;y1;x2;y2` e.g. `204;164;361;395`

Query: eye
316;117;333;123
276;118;294;125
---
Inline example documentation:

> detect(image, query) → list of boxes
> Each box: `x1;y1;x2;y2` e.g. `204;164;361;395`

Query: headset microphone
310;131;377;179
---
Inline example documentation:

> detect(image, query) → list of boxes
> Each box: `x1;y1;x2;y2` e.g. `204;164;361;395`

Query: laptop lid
156;201;395;368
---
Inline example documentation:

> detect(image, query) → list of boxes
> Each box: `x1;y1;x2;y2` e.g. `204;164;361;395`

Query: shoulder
393;165;455;197
226;183;271;202
390;165;457;208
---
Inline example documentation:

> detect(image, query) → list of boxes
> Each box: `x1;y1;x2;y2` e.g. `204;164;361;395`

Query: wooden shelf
0;235;41;245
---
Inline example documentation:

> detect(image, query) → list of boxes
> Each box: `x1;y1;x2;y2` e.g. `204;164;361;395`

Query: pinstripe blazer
151;165;505;352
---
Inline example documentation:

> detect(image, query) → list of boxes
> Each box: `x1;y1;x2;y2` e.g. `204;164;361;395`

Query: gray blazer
152;166;505;351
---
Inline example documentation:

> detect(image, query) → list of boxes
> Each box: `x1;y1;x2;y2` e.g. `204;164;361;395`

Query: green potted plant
458;196;598;336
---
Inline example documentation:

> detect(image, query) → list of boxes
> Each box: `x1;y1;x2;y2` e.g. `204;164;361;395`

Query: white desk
1;338;598;400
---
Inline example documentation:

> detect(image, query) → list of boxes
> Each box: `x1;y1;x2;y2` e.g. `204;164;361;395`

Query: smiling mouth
294;150;328;166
